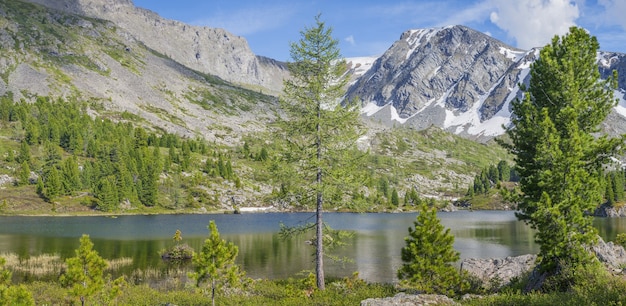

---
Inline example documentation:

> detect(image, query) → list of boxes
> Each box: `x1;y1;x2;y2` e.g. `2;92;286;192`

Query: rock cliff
24;0;288;93
0;0;278;144
348;25;626;140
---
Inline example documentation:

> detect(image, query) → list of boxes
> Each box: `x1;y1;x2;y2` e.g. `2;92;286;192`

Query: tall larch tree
503;27;623;280
279;14;363;290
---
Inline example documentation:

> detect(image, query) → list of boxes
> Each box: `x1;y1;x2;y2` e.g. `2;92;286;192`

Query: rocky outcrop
460;254;536;289
0;174;13;186
591;237;626;270
347;25;626;140
462;237;626;292
24;0;289;93
0;1;279;145
594;203;626;217
361;293;458;306
346;25;529;139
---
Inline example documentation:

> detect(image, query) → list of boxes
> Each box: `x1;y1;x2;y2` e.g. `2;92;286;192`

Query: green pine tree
189;221;245;306
278;14;363;290
391;188;400;206
611;172;623;202
606;175;615;205
60;235;107;306
487;165;499;183
45;167;62;201
17;141;31;164
497;160;511;182
502;27;623;280
397;204;464;296
61;156;81;195
96;176;118;212
5;149;14;163
0;257;34;305
18;161;30;186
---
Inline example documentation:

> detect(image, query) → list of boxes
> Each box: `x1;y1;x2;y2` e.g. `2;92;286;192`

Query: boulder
591;236;626;271
460;254;536;289
593;203;626;217
361;293;458;306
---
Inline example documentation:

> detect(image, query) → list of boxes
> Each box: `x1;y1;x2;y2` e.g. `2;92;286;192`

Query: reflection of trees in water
1;213;625;285
228;233;315;279
593;217;626;242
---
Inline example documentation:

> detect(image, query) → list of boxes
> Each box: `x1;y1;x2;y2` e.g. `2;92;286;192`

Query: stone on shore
361;293;458;306
460;254;536;289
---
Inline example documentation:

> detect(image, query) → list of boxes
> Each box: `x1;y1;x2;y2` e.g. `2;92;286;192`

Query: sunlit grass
1;253;64;277
1;252;132;279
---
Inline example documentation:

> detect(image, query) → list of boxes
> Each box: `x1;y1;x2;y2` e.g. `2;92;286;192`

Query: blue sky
133;0;626;61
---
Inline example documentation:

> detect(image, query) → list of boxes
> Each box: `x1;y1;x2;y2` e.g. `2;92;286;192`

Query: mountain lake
0;211;624;283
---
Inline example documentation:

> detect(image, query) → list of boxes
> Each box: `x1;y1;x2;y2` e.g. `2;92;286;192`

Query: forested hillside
0;94;512;214
0;0;515;214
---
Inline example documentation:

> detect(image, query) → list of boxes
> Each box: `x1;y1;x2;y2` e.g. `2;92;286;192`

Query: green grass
24;274;397;306
20;264;626;305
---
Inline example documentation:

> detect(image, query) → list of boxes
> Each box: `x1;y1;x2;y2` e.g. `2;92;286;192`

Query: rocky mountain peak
24;0;133;16
24;0;288;93
348;25;626;140
347;25;526;138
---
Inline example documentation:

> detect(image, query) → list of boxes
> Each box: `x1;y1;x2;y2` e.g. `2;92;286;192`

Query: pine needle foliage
277;14;364;290
189;221;245;306
502;27;624;278
397;204;463;296
60;234;107;306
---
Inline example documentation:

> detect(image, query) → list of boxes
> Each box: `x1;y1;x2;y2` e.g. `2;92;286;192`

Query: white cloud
489;0;579;49
436;1;494;27
598;0;626;30
345;35;356;46
192;6;295;36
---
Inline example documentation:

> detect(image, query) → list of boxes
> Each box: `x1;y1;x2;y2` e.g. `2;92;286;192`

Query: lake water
0;211;624;283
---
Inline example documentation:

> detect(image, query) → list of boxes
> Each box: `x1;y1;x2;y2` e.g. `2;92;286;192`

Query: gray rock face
591;237;626;270
0;1;278;146
460;254;536;289
462;237;626;291
346;25;527;138
361;293;458;306
24;0;288;93
594;203;626;217
347;25;626;140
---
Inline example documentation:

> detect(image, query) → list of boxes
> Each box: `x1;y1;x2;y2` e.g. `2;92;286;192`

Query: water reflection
0;212;621;283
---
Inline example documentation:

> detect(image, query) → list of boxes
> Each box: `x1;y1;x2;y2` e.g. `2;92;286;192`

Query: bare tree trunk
316;187;324;290
212;257;216;306
316;107;325;290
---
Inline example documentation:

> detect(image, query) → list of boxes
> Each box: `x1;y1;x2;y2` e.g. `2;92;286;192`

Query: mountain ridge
24;0;289;93
0;0;279;144
347;25;626;140
7;1;626;143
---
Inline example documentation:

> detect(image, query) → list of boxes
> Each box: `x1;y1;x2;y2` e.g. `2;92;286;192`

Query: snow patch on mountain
362;102;385;116
441;87;508;137
346;56;378;77
499;47;525;62
598;52;621;68
404;27;448;59
390;104;409;123
613;90;626;118
442;62;531;137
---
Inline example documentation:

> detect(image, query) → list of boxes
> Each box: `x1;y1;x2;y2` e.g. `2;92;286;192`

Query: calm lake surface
0;211;624;283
